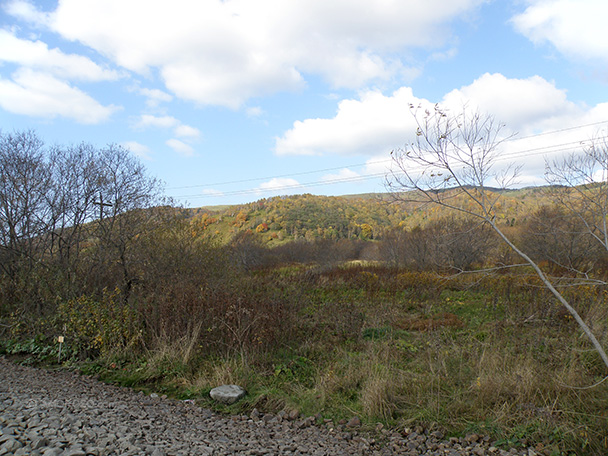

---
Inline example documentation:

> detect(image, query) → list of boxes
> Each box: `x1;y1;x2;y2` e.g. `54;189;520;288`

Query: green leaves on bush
57;288;142;358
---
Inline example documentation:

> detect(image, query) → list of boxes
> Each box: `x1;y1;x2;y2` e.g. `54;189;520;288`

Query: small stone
466;433;480;443
209;385;246;405
346;416;361;428
472;445;485;456
31;436;49;449
297;419;310;429
430;430;444;440
407;441;419;450
2;439;22;452
42;449;63;456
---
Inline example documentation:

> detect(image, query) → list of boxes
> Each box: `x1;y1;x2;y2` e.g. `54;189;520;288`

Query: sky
1;0;607;207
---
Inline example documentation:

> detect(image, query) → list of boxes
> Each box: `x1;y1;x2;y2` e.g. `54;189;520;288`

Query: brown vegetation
2;130;608;454
396;312;464;331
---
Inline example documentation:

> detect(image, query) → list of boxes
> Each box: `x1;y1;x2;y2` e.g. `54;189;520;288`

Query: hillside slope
189;187;551;244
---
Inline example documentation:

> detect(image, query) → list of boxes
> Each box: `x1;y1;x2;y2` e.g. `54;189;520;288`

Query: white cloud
139;87;173;107
4;0;51;26
277;73;600;158
0;29;120;81
121;141;152;160
275;87;419;156
246;106;264;118
9;0;485;108
202;188;224;197
511;0;608;64
134;115;200;139
174;124;201;139
275;73;608;187
321;168;360;182
0;26;120;124
135;115;201;152
0;68;118;123
442;73;580;134
445;74;608;186
166;138;195;157
134;114;179;129
365;157;393;175
429;47;459;62
258;178;301;192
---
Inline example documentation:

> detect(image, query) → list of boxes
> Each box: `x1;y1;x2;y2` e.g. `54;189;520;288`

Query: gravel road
0;357;538;456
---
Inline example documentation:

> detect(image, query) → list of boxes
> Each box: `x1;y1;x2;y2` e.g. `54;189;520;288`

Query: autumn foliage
2;131;608;454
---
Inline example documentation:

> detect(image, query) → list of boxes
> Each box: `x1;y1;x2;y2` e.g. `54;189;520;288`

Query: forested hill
188;187;551;244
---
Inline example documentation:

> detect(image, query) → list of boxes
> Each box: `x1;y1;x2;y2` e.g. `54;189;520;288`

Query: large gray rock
209;385;246;405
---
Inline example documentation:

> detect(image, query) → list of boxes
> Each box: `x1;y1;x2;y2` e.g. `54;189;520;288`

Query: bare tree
379;219;496;271
433;216;497;271
0;131;52;279
545;131;608;273
91;144;165;299
519;205;603;273
0;131;166;311
44;144;100;286
387;105;608;372
229;230;268;271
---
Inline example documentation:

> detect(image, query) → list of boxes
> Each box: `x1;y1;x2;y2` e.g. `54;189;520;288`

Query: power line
499;136;608;160
177;172;388;200
167;119;608;191
507;119;608;142
168;121;608;201
171;137;605;200
166;159;388;190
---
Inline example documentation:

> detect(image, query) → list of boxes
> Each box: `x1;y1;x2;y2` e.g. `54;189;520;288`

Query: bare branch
387;106;608;375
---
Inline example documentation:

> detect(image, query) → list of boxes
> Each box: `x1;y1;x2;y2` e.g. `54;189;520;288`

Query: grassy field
5;264;607;455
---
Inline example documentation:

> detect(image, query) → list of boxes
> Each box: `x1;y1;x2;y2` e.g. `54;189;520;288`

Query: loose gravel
0;357;540;455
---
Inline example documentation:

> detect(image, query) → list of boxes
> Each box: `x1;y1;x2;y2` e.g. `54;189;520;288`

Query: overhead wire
166;159;390;190
176;172;388;199
167;120;608;201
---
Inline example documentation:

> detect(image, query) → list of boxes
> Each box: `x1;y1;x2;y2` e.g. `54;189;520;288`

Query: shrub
57;288;142;358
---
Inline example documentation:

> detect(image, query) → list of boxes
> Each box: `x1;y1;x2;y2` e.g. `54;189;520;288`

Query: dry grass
360;366;400;422
192;358;247;389
88;267;608;454
396;312;464;331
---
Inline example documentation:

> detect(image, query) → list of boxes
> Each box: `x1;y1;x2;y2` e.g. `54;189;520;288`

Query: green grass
3;265;608;455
